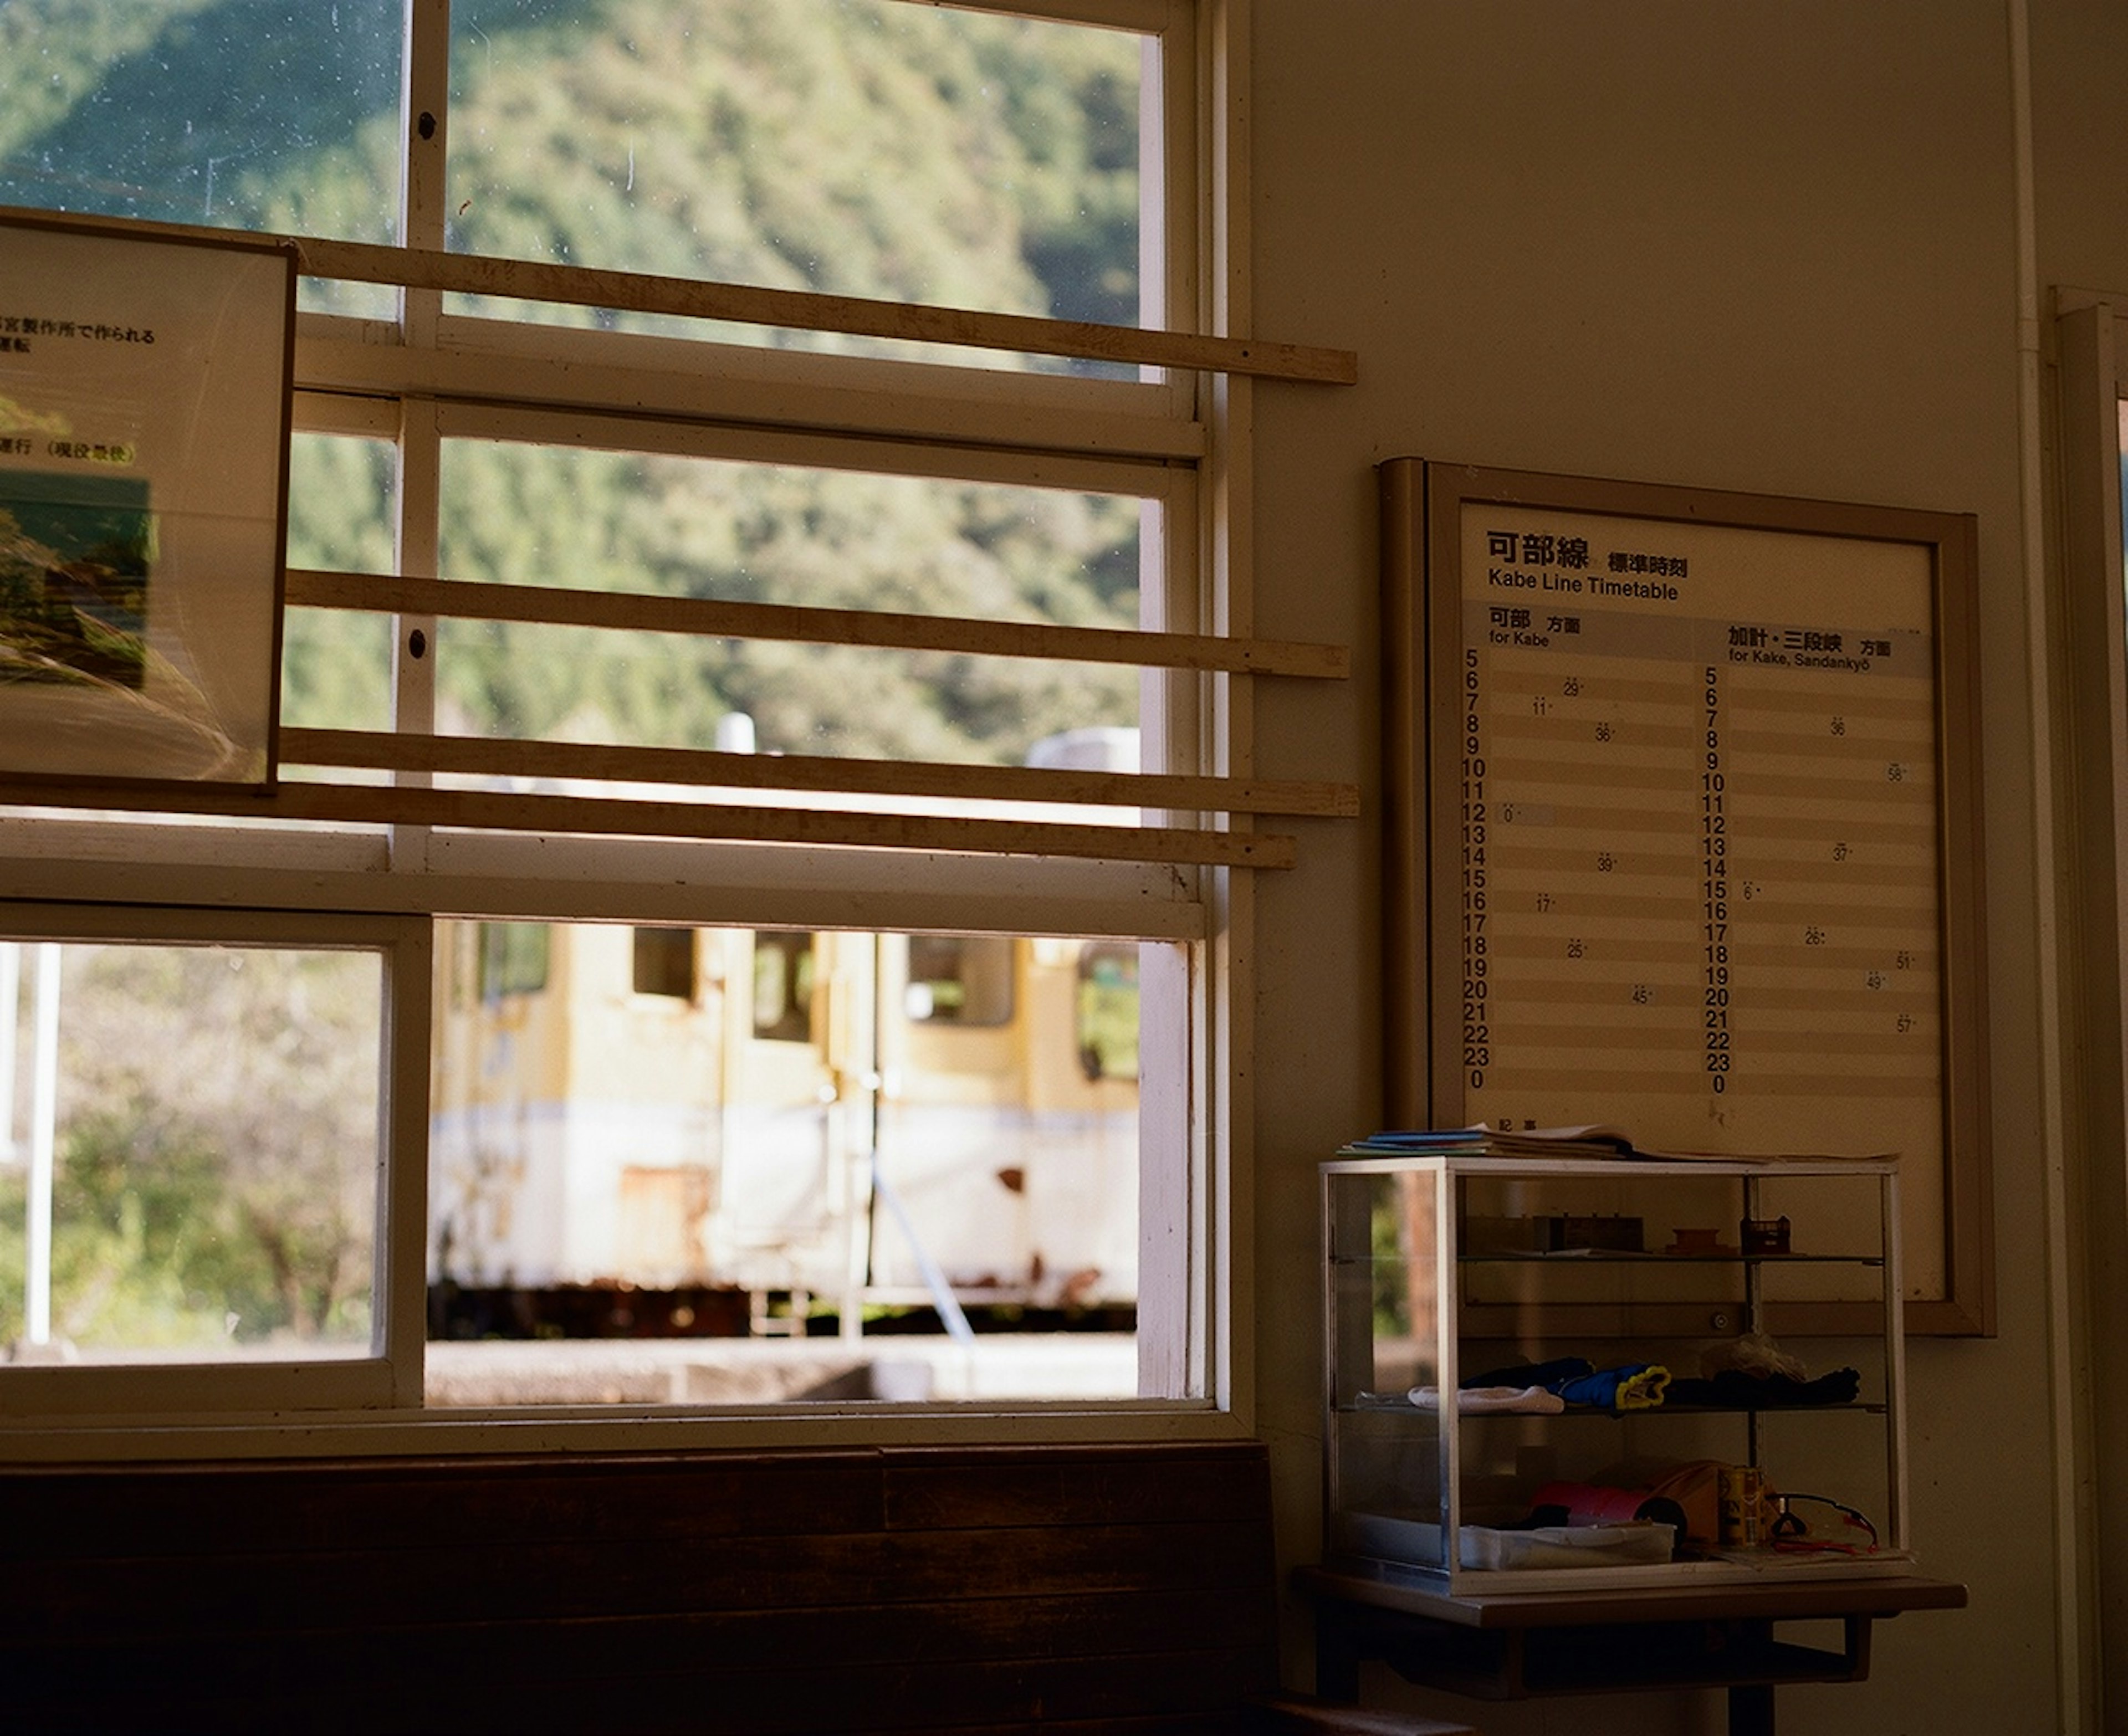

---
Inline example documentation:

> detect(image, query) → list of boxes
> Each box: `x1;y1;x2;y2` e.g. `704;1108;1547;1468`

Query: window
0;1;405;314
478;921;550;1000
438;0;1148;371
421;921;1150;1376
906;935;1015;1026
1075;940;1142;1081
0;907;428;1416
750;931;816;1042
632;927;696;1000
0;933;384;1359
0;0;1351;1432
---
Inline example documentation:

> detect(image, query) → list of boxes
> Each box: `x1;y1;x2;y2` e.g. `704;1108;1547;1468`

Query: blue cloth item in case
1549;1362;1671;1411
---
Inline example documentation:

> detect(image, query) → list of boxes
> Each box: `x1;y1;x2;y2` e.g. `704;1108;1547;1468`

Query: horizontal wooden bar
293;330;1210;463
280;729;1358;821
296;233;1357;386
3;206;1351;383
284;570;1348;681
0;779;1292;870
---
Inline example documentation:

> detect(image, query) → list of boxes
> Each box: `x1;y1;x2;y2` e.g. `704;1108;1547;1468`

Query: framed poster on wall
1382;459;1991;1334
0;209;295;787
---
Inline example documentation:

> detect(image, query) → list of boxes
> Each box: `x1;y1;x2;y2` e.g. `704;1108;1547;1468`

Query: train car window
1076;942;1141;1082
751;931;816;1042
905;935;1015;1026
632;928;696;1000
478;923;550;1001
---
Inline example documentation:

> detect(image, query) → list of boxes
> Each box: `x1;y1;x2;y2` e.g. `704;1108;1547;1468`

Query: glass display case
1321;1150;1910;1594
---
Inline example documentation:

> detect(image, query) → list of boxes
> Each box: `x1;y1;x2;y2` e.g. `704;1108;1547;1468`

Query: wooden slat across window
7;213;1358;872
254;565;1357;869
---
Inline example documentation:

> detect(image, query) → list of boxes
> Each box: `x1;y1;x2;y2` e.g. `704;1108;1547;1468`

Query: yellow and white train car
427;920;1142;1334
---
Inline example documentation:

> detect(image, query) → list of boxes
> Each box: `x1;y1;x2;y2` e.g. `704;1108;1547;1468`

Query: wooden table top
1295;1563;1970;1630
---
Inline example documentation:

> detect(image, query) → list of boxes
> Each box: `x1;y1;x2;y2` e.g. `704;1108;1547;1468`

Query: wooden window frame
0;0;1346;1439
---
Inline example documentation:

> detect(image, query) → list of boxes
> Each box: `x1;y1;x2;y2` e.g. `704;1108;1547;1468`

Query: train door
870;935;1138;1311
869;933;1025;1304
593;925;724;1286
708;929;877;1321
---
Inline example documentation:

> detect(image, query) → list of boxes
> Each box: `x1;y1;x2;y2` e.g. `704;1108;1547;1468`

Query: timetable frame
1382;459;1991;1335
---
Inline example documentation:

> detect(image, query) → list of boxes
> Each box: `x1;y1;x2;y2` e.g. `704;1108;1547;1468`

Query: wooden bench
1;1438;1469;1734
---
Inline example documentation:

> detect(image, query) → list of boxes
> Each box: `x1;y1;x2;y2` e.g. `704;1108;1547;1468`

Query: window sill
0;1394;1238;1464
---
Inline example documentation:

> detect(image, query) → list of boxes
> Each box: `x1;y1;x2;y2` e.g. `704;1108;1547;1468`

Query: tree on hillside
430;445;1138;762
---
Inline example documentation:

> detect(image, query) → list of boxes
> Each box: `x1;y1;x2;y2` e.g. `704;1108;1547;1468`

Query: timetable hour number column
1462;648;1488;1091
1702;664;1730;1093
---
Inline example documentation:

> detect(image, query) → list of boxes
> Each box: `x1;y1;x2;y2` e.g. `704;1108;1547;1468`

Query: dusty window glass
445;0;1145;370
0;2;403;315
281;432;397;742
425;921;1148;1405
432;439;1143;766
0;938;382;1361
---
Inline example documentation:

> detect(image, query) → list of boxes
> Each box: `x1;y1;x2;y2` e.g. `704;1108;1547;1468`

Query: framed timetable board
1382;460;1992;1335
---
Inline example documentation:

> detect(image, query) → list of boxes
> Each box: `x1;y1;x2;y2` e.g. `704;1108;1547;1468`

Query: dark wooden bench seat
1;1438;1469;1735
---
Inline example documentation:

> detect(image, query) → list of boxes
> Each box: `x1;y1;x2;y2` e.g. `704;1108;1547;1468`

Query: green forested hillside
1;0;1137;324
2;0;1144;762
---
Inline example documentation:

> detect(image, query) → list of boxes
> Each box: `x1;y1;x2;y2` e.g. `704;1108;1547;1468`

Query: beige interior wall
1241;2;2123;1729
2031;0;2128;296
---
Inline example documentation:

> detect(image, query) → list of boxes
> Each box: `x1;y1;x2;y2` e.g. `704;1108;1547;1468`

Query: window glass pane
425;922;1147;1405
446;0;1145;372
434;441;1143;764
0;2;403;316
282;432;396;741
0;937;381;1361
